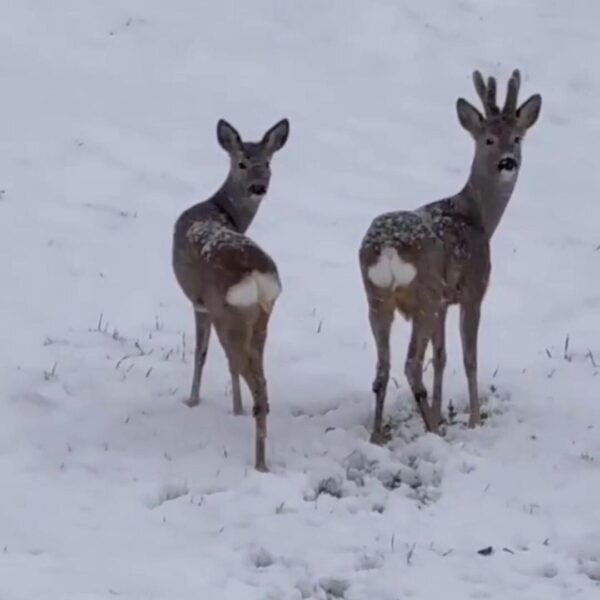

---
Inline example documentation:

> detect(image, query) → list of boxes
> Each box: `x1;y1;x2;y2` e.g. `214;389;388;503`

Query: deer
359;69;541;443
172;118;289;471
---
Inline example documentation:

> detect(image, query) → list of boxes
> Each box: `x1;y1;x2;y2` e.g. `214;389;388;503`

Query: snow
1;1;599;598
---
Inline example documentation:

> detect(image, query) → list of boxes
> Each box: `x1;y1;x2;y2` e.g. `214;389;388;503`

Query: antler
502;69;521;116
472;70;499;116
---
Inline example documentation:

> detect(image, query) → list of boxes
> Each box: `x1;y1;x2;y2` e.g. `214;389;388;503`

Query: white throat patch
498;168;518;182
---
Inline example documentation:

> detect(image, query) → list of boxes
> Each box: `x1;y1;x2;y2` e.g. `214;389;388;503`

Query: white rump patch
253;272;282;310
226;271;281;312
226;277;258;307
368;247;416;289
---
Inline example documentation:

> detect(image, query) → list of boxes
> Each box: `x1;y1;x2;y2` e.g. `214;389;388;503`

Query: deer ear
217;119;242;152
516;94;542;130
456;98;483;134
262;119;289;153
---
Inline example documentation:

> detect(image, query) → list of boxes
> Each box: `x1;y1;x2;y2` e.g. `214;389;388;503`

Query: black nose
497;157;518;171
248;184;266;196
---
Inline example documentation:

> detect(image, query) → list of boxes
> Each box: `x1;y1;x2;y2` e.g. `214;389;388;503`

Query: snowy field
1;1;600;598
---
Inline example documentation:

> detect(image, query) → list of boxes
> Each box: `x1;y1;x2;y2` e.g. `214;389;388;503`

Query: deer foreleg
460;301;482;427
431;307;448;431
185;309;211;407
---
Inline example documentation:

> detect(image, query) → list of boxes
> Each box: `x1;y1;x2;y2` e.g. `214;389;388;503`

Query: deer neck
458;161;518;239
213;179;262;233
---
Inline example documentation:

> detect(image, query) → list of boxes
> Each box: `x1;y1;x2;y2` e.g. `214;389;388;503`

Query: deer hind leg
244;309;271;471
405;316;436;432
431;306;448;431
230;372;243;415
185;308;211;407
213;309;257;462
460;301;482;427
229;305;270;417
367;294;395;445
219;270;280;470
214;306;272;472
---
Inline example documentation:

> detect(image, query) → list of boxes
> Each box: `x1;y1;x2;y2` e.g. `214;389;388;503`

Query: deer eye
514;136;521;144
265;161;270;168
237;161;248;170
485;138;495;146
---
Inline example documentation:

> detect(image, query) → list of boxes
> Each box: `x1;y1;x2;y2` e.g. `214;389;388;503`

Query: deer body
172;118;289;471
359;70;541;441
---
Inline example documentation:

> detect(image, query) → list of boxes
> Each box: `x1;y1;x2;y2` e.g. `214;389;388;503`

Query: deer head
456;69;542;182
217;118;289;201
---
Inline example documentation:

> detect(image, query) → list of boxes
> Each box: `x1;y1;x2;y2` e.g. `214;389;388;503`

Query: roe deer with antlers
173;118;289;471
359;69;541;442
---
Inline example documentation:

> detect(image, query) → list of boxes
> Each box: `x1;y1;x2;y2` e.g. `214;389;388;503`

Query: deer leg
184;308;211;407
243;309;271;471
242;364;269;472
230;309;270;471
460;301;482;427
230;372;243;415
214;308;270;471
431;307;448;430
368;296;395;445
405;319;436;432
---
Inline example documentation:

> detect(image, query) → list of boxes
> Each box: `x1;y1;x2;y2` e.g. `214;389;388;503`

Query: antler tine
473;71;486;102
486;76;498;114
472;70;487;105
512;68;521;92
502;69;521;116
472;71;498;116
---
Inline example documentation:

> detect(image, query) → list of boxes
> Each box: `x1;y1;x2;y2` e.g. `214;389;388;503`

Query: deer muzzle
248;184;267;196
497;156;519;172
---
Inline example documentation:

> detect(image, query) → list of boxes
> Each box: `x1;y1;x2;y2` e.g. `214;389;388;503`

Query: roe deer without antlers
172;118;289;471
359;69;542;442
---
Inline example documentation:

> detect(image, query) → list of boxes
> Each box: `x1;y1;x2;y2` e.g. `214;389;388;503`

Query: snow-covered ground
1;1;599;598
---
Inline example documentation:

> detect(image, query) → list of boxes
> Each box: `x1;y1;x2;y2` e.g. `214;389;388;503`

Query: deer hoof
183;396;200;408
370;430;385;445
255;462;269;473
428;422;440;435
427;411;446;435
468;414;482;428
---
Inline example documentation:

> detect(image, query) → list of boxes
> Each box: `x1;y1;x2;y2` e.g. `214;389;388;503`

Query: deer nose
248;184;267;196
497;156;518;172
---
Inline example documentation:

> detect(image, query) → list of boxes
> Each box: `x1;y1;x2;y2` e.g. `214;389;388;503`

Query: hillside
1;1;599;598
